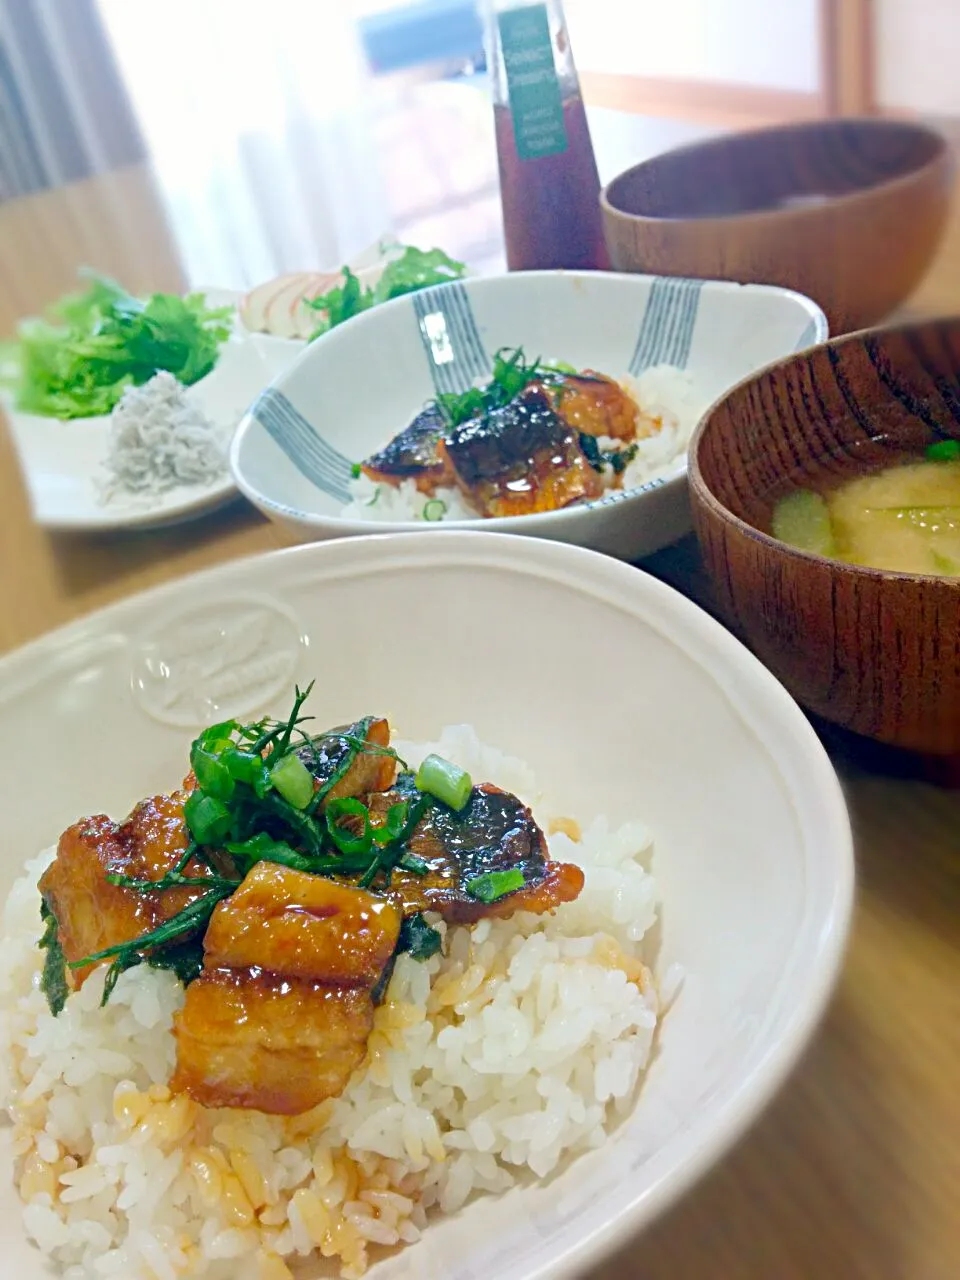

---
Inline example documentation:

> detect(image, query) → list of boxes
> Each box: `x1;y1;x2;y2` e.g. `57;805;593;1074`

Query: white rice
342;364;700;522
0;727;663;1280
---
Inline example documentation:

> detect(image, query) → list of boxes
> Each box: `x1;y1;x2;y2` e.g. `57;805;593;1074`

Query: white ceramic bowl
0;531;852;1279
230;271;827;560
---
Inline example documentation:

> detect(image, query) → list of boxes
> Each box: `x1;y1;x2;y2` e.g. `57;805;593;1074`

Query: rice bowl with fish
0;696;667;1280
343;352;699;525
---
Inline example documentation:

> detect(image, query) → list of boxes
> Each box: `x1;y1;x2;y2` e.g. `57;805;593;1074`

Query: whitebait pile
99;372;228;502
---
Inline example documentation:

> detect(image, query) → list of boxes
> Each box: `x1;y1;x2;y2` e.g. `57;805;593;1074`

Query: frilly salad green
1;272;233;420
305;246;466;339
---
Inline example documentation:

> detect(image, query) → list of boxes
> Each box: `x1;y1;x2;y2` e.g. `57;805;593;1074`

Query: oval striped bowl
231;270;827;561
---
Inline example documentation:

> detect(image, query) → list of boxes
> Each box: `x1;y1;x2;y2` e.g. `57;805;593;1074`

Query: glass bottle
483;0;609;272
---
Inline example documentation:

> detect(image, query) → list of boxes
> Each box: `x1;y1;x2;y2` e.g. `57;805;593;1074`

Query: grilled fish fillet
439;385;603;518
39;791;212;986
360;405;453;494
201;862;401;984
547;371;639;440
172;866;401;1113
366;776;585;924
171;970;373;1114
299;716;396;806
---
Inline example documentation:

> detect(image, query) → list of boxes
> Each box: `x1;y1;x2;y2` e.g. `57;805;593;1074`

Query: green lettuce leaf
306;268;374;339
3;272;234;420
307;245;466;340
372;246;465;303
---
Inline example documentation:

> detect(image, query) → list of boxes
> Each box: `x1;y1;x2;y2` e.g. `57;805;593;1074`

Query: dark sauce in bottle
486;2;609;271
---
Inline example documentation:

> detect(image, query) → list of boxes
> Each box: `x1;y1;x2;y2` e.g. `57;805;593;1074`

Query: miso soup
771;442;960;575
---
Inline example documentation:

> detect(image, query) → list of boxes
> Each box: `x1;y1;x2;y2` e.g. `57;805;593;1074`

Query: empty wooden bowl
688;317;960;758
601;119;953;334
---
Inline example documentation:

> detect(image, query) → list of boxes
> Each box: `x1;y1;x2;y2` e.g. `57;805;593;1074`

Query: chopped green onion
197;719;240;750
436;386;486;427
464;868;525;903
415;754;472;811
399;852;429;875
372;801;410;847
546;359;577;375
396;792;431;844
351;462;362;478
225;833;315;873
325;797;373;856
183;791;232;845
925;439;960;462
190;746;235;801
221;747;270;796
422;498;446;522
269;752;314;810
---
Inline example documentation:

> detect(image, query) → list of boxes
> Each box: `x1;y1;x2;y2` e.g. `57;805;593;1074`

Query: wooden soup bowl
601;118;953;334
689;318;960;757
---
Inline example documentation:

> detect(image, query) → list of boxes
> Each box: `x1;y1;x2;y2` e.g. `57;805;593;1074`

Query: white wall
876;0;960;115
564;0;820;94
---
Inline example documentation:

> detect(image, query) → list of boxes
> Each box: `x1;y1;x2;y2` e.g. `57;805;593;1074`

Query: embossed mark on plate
130;596;305;727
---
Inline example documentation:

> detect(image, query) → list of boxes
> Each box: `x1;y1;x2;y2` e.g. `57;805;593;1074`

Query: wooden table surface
2;157;960;1280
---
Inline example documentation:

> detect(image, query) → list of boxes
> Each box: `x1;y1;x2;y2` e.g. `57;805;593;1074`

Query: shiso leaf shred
38;902;69;1016
49;686;447;1012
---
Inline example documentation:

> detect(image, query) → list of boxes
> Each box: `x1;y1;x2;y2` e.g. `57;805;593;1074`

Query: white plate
1;291;304;533
0;531;853;1280
230;270;828;561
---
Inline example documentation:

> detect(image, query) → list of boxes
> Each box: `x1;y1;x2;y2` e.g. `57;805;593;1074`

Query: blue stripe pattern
412;281;488;395
251;388;353;503
629;277;704;376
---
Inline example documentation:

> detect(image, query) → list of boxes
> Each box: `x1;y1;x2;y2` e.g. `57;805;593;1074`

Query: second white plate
2;292;304;533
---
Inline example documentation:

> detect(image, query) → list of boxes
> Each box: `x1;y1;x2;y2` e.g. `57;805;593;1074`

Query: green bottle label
498;4;567;161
